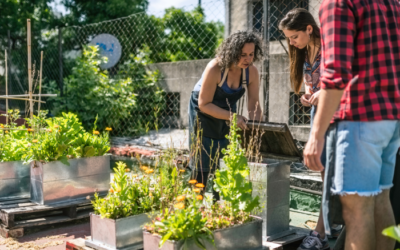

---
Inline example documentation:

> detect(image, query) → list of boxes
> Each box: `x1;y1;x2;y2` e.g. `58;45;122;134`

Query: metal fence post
263;0;270;121
58;27;63;97
7;30;12;99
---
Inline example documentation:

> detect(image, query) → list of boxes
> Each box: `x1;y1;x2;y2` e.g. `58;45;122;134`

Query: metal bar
5;50;8;124
0;97;45;103
224;0;230;38
58;27;63;97
290;185;322;196
263;0;270;121
38;51;43;111
7;30;12;106
27;19;33;119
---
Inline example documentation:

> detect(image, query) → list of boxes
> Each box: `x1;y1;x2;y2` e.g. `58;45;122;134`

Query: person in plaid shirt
304;0;400;249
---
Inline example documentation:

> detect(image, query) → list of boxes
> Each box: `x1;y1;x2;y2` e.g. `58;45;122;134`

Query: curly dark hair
216;30;264;69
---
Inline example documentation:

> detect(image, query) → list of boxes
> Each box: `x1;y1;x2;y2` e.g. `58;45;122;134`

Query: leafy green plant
146;191;213;250
214;113;260;215
92;161;161;219
383;225;400;249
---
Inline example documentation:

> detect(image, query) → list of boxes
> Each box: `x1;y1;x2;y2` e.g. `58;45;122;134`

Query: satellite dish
89;34;122;69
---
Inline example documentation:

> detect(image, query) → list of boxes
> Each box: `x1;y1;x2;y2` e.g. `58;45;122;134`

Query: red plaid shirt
319;0;400;122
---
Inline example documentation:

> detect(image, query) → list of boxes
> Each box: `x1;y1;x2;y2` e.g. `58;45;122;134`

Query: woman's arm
198;60;231;120
247;65;263;121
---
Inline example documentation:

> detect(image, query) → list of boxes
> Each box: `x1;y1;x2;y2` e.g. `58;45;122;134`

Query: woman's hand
309;91;320;106
300;94;312;107
236;115;248;130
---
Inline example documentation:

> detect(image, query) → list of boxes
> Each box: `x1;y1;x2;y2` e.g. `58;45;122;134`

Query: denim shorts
326;120;400;196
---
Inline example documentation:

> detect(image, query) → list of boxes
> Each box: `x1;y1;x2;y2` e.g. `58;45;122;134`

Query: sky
51;0;225;23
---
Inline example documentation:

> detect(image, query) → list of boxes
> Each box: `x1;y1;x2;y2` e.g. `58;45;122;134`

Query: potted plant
86;151;188;250
26;112;111;204
143;114;263;250
0;110;31;200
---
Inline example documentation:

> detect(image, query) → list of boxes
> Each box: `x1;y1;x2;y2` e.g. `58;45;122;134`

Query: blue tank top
193;67;250;94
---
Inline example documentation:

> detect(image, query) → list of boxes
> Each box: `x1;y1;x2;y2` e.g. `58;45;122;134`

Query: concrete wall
148;59;211;128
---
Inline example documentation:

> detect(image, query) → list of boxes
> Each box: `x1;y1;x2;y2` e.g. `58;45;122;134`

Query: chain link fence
1;0;328;136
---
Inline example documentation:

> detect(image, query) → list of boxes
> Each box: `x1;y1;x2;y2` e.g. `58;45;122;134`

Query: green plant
45;46;136;134
383;225;400;249
92;161;161;219
214;113;260;215
146;191;213;250
24;112;110;165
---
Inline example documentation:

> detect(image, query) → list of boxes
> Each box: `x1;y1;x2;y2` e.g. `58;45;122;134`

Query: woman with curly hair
188;30;263;198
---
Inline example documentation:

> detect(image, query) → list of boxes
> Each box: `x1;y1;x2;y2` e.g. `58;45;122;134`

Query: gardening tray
0;161;30;201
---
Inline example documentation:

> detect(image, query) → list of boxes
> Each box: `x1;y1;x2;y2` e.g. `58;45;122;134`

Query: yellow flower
196;195;203;201
105;127;112;131
46;129;52;133
32;139;38;143
174;203;185;210
93;131;100;135
193;188;201;193
149;193;153;197
54;125;59;128
5;131;9;134
27;128;34;132
188;180;197;184
132;174;138;178
195;183;205;188
179;169;185;173
141;166;149;171
176;195;185;202
0;124;4;128
116;187;121;193
145;169;154;174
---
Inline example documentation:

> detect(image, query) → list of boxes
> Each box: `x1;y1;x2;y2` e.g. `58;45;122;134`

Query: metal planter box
30;155;110;205
86;213;152;250
0;161;30;200
143;218;263;250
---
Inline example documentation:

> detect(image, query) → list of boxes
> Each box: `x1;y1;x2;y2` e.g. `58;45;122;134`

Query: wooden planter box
143;217;263;250
0;161;30;200
85;213;153;250
30;155;110;205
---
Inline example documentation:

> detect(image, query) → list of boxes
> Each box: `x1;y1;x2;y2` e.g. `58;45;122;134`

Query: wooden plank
0;212;14;228
0;224;23;238
0;202;37;210
0;198;30;205
2;199;92;215
62;206;77;218
13;209;91;228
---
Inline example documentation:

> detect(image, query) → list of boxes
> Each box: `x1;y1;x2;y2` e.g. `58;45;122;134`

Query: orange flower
0;124;4;128
196;195;203;201
188;180;197;184
46;129;52;133
125;169;130;172
105;127;112;131
109;188;114;193
176;195;185;202
58;130;61;132
179;169;185;173
27;128;34;132
149;193;153;197
174;203;185;210
5;131;9;134
141;166;149;171
193;188;201;193
32;139;38;143
54;125;60;128
93;131;100;135
195;183;205;188
145;169;154;174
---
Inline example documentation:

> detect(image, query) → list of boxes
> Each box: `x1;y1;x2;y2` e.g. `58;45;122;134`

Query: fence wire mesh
1;0;328;137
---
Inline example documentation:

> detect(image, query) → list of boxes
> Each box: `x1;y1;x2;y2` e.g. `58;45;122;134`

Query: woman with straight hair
279;8;340;250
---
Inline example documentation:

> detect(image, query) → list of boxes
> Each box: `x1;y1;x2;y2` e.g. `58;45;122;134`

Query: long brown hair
279;9;320;94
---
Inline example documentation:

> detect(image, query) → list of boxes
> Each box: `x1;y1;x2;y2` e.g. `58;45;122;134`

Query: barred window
289;92;311;125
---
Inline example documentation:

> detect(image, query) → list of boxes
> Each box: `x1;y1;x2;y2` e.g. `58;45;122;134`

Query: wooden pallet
66;238;94;250
0;198;94;238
